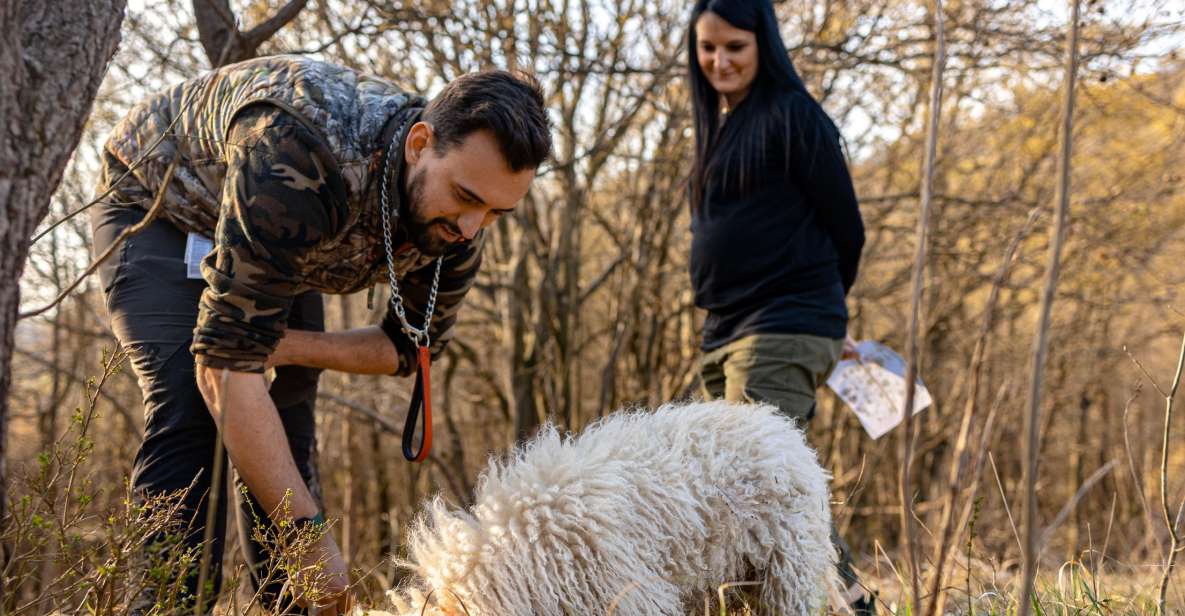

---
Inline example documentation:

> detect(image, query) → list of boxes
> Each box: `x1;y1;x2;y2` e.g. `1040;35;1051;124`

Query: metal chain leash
380;113;442;349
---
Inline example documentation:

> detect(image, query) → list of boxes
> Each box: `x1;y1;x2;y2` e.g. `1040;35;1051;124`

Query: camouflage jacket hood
103;54;431;294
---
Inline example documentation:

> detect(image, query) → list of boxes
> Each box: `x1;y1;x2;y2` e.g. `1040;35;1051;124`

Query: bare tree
1155;332;1185;615
898;3;946;611
1018;1;1081;614
193;0;308;67
0;0;125;541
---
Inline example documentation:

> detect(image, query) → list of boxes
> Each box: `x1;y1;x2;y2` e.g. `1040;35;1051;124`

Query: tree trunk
1019;1;1081;614
0;0;125;567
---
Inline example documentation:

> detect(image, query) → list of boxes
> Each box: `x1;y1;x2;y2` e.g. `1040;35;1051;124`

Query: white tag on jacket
184;232;214;280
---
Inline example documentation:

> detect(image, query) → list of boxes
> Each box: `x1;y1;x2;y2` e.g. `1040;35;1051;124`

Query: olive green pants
699;333;861;592
700;333;843;425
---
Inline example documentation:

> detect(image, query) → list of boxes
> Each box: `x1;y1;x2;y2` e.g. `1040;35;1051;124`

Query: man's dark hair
423;70;552;172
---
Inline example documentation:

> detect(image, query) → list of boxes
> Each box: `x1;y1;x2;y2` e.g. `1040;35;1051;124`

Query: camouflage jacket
101;55;483;374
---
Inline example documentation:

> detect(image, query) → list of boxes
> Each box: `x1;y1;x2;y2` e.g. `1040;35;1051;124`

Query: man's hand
194;364;339;604
297;534;352;615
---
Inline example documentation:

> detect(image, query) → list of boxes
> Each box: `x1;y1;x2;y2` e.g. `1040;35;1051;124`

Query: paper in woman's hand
826;340;932;439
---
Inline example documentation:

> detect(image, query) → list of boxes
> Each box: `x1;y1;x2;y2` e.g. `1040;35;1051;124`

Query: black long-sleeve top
690;91;865;351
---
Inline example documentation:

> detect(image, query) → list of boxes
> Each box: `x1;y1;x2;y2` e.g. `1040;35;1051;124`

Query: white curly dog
373;400;838;615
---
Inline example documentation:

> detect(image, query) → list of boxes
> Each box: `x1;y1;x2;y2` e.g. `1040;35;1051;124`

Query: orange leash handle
402;345;432;462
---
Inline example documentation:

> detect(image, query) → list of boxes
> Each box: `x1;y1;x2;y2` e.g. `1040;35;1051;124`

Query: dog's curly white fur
380;400;838;615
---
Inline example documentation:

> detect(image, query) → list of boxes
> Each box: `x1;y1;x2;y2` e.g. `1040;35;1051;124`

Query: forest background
3;0;1185;613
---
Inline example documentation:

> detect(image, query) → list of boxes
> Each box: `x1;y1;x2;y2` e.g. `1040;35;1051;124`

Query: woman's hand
841;336;861;361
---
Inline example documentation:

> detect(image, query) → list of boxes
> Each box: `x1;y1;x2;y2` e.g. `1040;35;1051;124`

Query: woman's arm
789;97;866;294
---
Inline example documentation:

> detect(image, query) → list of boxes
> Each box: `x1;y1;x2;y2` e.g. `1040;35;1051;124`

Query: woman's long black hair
688;0;838;211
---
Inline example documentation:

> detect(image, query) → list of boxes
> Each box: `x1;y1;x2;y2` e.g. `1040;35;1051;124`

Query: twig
1038;460;1118;550
1125;346;1167;397
58;350;126;525
12;345;136;426
194;369;229;615
716;581;761;616
317;391;406;435
18;154;179;321
1018;2;1080;614
899;1;945;612
242;0;309;47
990;452;1024;557
20;52;228;320
926;207;1039;616
1121;381;1154;533
1157;330;1185;615
30;72;217;247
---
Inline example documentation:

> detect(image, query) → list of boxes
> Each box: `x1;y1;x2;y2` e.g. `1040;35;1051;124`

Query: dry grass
5;352;1183;615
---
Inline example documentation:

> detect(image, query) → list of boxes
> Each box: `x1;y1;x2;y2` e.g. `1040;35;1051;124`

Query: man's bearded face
398;125;536;257
403;166;465;257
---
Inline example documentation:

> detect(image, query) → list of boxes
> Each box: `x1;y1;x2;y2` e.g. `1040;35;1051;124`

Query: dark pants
91;201;324;612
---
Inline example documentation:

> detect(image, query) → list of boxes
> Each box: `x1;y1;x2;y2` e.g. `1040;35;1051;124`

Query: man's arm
193;106;351;611
194;365;349;612
273;234;485;375
196;368;321;517
271;326;397;374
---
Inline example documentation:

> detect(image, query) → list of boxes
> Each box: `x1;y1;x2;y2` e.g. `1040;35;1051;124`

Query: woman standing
687;0;872;612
